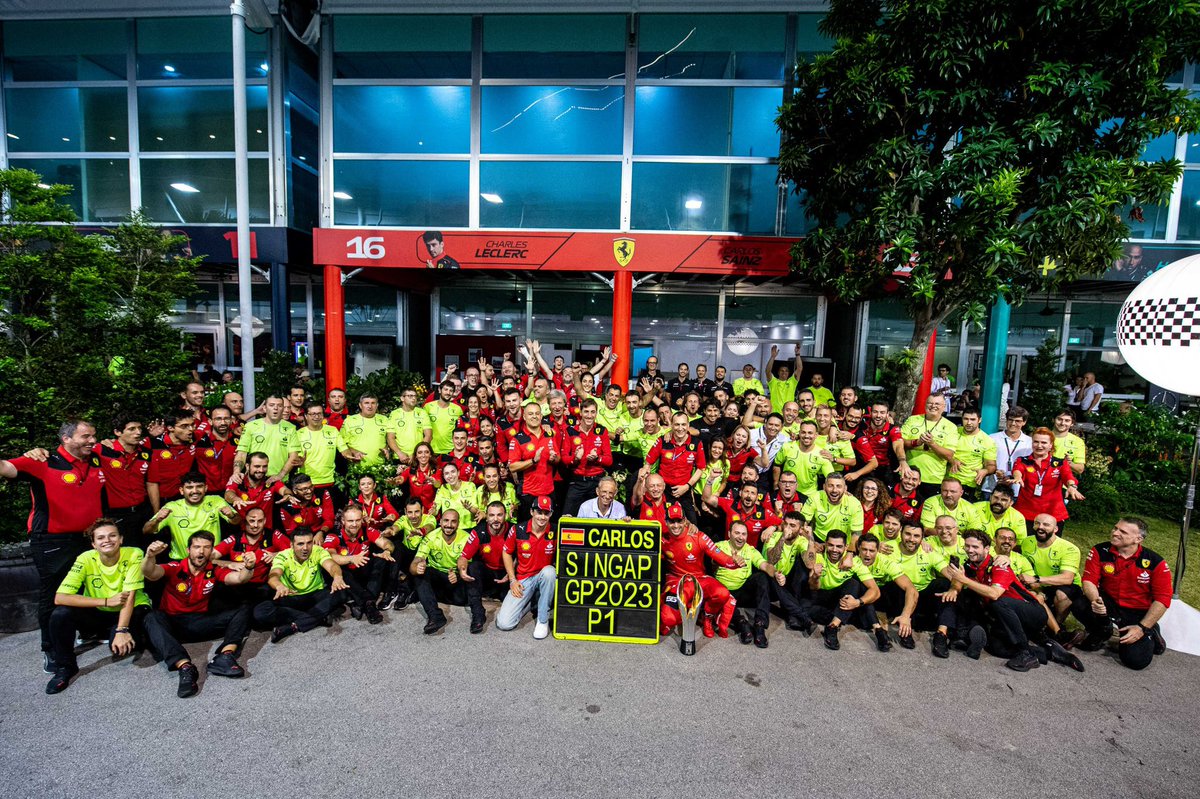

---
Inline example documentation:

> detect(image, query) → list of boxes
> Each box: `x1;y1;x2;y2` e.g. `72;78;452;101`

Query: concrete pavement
1;608;1196;799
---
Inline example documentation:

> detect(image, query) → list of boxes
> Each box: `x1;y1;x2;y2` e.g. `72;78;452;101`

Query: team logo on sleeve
176;582;188;593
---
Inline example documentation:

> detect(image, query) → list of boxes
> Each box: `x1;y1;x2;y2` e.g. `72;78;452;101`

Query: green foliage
258;350;303;400
0;168;202;542
345;365;428;409
334;460;403;501
874;348;920;407
778;0;1200;400
1018;335;1066;426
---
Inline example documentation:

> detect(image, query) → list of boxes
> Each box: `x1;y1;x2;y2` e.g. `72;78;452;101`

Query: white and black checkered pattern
1117;296;1200;347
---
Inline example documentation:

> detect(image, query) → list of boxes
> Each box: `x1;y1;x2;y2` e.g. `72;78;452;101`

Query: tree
1019;335;1067;427
778;0;1200;414
0;168;201;540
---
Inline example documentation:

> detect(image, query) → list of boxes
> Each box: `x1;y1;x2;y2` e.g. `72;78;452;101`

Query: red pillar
323;264;347;390
611;270;633;389
912;329;937;416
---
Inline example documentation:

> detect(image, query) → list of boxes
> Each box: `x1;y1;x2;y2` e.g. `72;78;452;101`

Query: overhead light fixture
61;137;70;142
684;198;703;210
208;134;216;139
298;155;306;161
163;64;176;73
170;182;200;193
481;192;503;204
332;191;353;200
6;133;18;140
259;62;269;72
155;136;164;141
37;183;51;189
108;136;116;141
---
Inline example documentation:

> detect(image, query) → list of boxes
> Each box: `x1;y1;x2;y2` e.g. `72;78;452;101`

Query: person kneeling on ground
713;520;782;648
323;504;392;625
253;526;349;643
141;532;257;697
798;530;880;651
45;519;152;695
412;509;472;635
496;496;557;639
457;501;514;634
854;532;918;652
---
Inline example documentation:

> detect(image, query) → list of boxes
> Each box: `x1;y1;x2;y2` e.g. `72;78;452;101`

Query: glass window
784;185;817;236
481;86;623;155
8;158;130;223
223;281;273;369
1067;303;1120;348
1062;351;1146;396
289;104;319;166
4;88;127;152
333;160;469;228
631;162;779;234
795;13;833;62
290;164;319;231
1119;201;1168;240
140;158;270;224
479;161;621;229
136;17;267;80
530;289;614;339
1187;133;1200;165
634;87;780;157
2;20;127;81
1175;171;1200;241
290;282;311;338
334;15;471;79
633;291;719;341
723;295;820;358
439;285;526;334
171;282;221;326
345;284;399;336
864;299;961;388
333;86;470;154
965;301;1064;348
139;86;268;152
637;14;786;80
483;15;626;78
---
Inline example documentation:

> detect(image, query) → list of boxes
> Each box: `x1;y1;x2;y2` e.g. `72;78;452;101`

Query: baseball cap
534;496;553;514
666;502;685;521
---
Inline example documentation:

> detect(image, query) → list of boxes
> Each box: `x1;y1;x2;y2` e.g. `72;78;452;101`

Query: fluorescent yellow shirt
919;496;982;533
296;424;340;486
338;413;393;466
899;415;959;485
949;428;998;488
389;407;432;457
1053;433;1087;469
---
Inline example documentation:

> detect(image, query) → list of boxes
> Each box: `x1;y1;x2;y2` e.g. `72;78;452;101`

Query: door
966;347;1038;406
180;324;226;376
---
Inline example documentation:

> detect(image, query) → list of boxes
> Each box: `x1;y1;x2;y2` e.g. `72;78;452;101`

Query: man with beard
714;520;782;648
234;396;300;481
1020;512;1083;622
801;474;864;544
325;388;350;430
798;530;879;650
974;485;1028;542
702;479;782;548
886;520;959;658
145;471;240;561
323;504;390;625
280;473;335;538
194;405;239;496
411;509;471;634
225;451;291;524
458;502;513;633
900;395;959;500
947;409;997;501
253;526;349;643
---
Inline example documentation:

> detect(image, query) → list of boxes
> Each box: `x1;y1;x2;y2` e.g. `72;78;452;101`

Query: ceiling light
298;155;306;161
256;129;263;134
332;191;353;200
155;136;164;141
481;192;503;204
163;64;176;73
108;136;116;141
208;134;216;139
61;137;70;142
170;182;200;193
5;133;17;139
684;198;703;210
259;62;269;72
37;183;51;189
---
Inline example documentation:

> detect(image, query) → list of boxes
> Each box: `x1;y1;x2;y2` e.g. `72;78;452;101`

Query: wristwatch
1137;623;1153;635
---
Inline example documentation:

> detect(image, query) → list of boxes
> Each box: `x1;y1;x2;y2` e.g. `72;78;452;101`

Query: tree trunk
895;310;941;419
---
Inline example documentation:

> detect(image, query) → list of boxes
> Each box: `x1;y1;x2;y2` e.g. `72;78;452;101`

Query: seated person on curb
887;520;960;658
144;471;241;561
323;504;392;625
991;527;1036;585
141;533;256;697
412;509;472;635
45;519;152;695
1019;513;1083;624
928;515;967;562
660;502;740;639
759;512;812;633
252;526;349;643
713;520;782;649
797;530;880;651
496;496;557;639
458;501;514;633
385;498;438;609
854;532;918;653
948;530;1083;672
1073;517;1171;671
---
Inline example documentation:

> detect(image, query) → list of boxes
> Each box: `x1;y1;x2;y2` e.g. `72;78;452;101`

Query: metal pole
1175;414;1199;596
231;1;256;407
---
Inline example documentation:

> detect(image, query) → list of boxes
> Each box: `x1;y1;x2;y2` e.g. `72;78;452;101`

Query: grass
1063;515;1199;607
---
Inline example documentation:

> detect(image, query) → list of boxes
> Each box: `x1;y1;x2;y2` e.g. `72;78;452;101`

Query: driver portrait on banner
422;230;460;270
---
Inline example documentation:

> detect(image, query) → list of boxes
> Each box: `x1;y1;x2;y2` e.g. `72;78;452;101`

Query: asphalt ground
1;604;1196;799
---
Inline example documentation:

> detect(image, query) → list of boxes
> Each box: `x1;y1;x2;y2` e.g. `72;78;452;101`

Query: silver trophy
677;573;704;656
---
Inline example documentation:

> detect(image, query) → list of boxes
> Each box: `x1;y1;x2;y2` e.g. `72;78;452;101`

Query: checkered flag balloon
1116;255;1200;395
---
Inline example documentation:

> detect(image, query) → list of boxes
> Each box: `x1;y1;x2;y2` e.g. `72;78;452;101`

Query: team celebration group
0;340;1173;698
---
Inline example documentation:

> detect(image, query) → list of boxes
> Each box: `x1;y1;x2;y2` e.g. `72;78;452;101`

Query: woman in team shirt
724;425;758;491
395;442;439;512
433;462;479;531
354;474;398;535
855;476;891;534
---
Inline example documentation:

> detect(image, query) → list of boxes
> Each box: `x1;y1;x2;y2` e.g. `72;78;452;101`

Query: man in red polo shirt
95;413;152;540
632;471;670;529
458;501;513;633
890;468;925;523
322;504;390;625
492;388;526;463
659;503;740;638
1074;517;1171;670
1;419;103;671
561;398;613;517
213;507;290;604
507;401;559;521
146;414;197;511
495;495;557;638
280;473;335;537
325;388;349;430
858;400;905;482
438;428;484;485
224;451;291;525
141;532;256;698
178;381;211;438
194;405;239;496
645;411;706;522
702;479;782;547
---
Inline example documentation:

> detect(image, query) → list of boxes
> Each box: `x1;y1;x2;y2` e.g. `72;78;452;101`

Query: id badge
1033;484;1043;497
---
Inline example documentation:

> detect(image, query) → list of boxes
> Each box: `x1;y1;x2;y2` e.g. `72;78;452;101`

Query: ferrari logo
613;237;635;267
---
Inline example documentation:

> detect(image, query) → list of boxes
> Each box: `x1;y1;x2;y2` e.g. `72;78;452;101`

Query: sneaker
1044;639;1085;672
177;663;200;698
1079;629;1111;652
931;631;950;659
874;627;892;652
45;665;78;695
702;615;715;639
207;651;245;678
965;626;987;660
533;621;550;639
42;651;56;675
1150;626;1167;656
470;615;486;634
379;591;398;610
735;617;753;645
823;625;840;651
349;604;364;621
752;624;768;649
271;624;297;644
393;587;412;610
423;615;448;635
365;602;383;625
1056;628;1085;649
898;633;916;650
1006;648;1041;672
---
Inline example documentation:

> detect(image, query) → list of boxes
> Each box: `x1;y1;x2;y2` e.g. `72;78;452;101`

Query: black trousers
466;560;509;610
615;454;642;506
414;569;471;621
48;605;150;670
769;566;808;620
107;502;151;542
730;571;771;627
802;578;863;627
342;560;386;606
30;532;91;653
142;606;252;668
564;475;602;517
879;578;957;632
252;589;346;633
985;597;1048;657
916;481;942;501
1072;594;1159;671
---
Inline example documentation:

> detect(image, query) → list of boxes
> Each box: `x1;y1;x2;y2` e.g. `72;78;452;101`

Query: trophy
677;574;704;656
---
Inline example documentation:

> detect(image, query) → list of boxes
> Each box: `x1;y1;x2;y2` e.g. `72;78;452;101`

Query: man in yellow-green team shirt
1052;409;1087;474
253;526;349;642
801;473;864;542
388;387;432;464
144;471;240;560
948;409;997;501
1020;512;1083;621
973;485;1028;542
339;394;392;466
296;401;341;497
765;343;802;415
899;395;959;500
424;381;464;455
714;520;782;648
234;395;300;480
920;478;981;534
798;529;880;651
774;420;835;502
